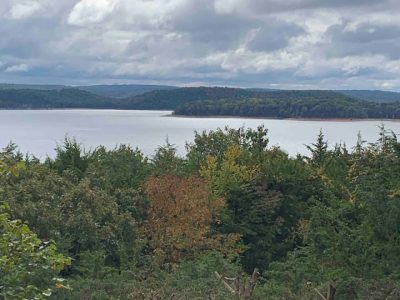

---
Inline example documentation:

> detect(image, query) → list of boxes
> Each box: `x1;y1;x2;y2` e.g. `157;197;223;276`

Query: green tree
0;206;70;299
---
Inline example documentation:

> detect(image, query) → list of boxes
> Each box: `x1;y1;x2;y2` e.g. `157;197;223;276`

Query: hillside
120;87;270;109
0;83;177;98
1;86;400;119
0;83;67;90
0;88;113;109
173;89;400;119
78;84;176;98
123;88;366;110
338;90;400;103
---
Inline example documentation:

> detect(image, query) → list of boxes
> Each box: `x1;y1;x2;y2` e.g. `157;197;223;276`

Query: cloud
68;0;118;26
214;0;244;14
245;0;395;14
247;20;305;52
9;1;42;19
0;0;399;90
5;64;30;73
325;21;400;59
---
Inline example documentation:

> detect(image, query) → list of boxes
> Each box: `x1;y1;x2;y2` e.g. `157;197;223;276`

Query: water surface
1;109;399;159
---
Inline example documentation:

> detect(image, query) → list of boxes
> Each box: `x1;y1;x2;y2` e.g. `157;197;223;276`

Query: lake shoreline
2;108;399;122
2;109;400;159
169;113;400;122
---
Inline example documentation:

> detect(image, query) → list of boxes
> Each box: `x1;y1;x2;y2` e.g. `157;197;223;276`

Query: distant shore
169;113;400;122
1;108;400;122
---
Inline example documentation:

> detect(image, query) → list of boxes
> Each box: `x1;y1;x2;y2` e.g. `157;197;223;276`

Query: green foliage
263;128;400;299
2;126;400;299
175;91;400;119
87;144;150;191
3;86;400;120
186;125;269;172
151;142;186;176
77;84;175;98
48;138;91;180
0;206;70;299
338;89;400;103
57;252;239;299
0;88;114;109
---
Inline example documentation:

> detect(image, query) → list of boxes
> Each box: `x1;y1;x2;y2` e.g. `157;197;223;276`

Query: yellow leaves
298;219;310;233
200;145;259;196
348;193;357;204
389;188;400;199
0;160;26;178
200;155;218;183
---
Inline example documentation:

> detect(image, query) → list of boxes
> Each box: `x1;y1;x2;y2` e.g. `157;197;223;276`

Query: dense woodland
1;126;400;299
1;86;400;119
0;89;114;109
174;97;400;119
78;85;175;98
338;90;400;103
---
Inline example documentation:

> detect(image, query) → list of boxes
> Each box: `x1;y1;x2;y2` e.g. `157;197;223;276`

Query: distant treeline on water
1;84;400;119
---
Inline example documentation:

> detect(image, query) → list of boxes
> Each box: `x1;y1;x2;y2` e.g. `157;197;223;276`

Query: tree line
1;126;400;299
174;97;400;119
3;87;400;120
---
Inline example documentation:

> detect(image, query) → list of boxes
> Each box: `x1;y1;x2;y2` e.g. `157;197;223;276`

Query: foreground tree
144;174;241;265
0;206;70;299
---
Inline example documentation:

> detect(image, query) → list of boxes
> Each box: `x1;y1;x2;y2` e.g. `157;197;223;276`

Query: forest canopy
1;127;400;299
174;96;400;119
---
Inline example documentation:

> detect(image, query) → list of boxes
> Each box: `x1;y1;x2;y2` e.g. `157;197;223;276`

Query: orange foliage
144;174;241;264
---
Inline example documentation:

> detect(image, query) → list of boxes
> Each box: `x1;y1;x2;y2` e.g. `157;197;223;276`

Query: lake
1;109;399;159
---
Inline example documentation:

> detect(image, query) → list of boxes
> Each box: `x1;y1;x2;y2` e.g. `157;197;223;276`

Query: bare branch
314;288;327;300
215;271;236;294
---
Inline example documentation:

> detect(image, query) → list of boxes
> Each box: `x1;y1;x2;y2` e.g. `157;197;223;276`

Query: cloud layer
1;0;400;89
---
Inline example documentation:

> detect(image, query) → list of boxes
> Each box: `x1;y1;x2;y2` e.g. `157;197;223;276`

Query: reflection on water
0;109;399;159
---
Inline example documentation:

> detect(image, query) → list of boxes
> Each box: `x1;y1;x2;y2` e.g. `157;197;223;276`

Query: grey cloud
326;21;400;59
171;1;258;51
0;0;400;90
328;22;400;43
247;0;395;14
247;20;305;52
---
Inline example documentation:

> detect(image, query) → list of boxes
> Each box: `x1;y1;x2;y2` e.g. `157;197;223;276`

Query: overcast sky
1;0;400;90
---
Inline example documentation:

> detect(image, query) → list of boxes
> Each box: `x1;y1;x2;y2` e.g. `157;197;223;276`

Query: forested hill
0;83;177;98
1;83;399;103
0;86;233;109
77;84;176;98
174;95;400;119
121;88;400;114
0;83;67;90
130;88;400;119
119;86;263;109
2;86;400;119
0;88;114;109
338;89;400;103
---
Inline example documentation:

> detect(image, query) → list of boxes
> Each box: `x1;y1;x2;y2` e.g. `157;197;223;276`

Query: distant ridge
0;88;113;109
77;84;176;98
337;90;400;103
0;83;67;90
2;83;399;103
1;84;400;119
0;83;176;98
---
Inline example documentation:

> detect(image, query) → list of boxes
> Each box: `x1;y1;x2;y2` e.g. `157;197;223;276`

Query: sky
1;0;400;90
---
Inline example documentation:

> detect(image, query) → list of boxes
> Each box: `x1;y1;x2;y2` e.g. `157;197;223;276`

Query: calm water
1;109;399;159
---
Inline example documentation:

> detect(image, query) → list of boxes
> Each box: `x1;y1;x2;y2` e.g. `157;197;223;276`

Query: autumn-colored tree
144;174;241;265
200;144;258;197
